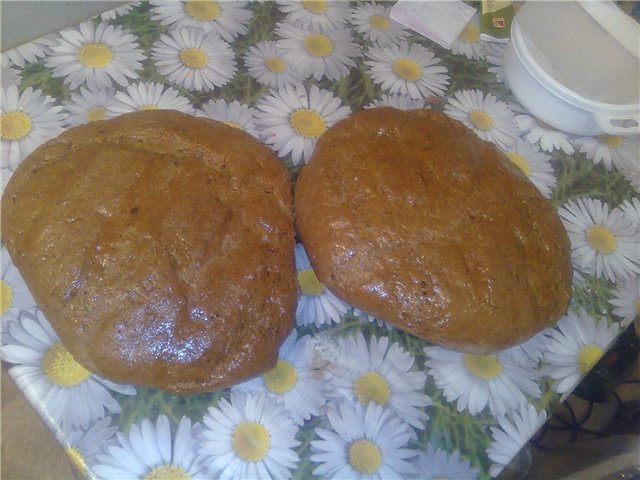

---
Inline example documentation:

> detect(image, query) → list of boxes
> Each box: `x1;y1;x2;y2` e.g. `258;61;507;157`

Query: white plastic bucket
504;1;640;136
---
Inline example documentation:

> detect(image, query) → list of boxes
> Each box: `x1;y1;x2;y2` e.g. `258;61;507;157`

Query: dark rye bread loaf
2;110;296;393
295;107;572;353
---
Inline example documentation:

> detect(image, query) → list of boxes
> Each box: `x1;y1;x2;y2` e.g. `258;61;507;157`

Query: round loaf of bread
295;107;572;353
2;110;296;393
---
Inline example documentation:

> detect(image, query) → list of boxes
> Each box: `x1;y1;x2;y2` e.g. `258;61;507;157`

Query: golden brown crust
2;110;296;392
295;107;572;353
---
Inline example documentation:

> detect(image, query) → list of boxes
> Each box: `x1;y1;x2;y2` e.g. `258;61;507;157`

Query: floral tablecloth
1;1;639;479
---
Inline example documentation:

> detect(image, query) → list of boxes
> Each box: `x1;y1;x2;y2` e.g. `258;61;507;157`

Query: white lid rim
510;18;639;116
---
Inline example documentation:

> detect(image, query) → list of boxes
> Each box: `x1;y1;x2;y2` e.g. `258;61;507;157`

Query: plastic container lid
514;1;639;105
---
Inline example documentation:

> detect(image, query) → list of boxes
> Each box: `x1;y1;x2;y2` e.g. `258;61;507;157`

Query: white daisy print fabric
276;22;361;81
45;21;144;90
543;309;619;395
558;198;640;282
152;27;236;91
149;1;253;42
444;89;518;150
311;401;417;478
365;41;449;99
1;310;136;430
1;85;66;170
200;392;300;479
255;84;351;165
327;332;432;431
2;3;637;478
94;415;208;479
424;344;541;417
292;243;351;327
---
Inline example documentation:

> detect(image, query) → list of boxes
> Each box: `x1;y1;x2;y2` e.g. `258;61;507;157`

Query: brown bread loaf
2;110;296;393
295;107;572;353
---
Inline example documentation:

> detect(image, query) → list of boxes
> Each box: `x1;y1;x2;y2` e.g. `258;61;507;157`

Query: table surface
1;2;639;480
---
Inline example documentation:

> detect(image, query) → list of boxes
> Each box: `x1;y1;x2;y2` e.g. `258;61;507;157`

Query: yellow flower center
263;359;298;394
232;423;270;462
42;342;91;386
180;48;208;69
354;372;390;406
393;58;422;81
349;439;382;475
86;106;107;122
265;56;287;73
144;465;191;480
597;134;623;149
65;447;88;476
290;109;327;139
297;268;326;295
469;110;494;130
505;152;531;176
578;345;603;375
0;280;13;316
1;111;33;141
370;15;390;31
460;23;481;43
586;225;617;254
185;0;220;21
463;354;503;380
139;105;160;111
303;33;334;57
223;121;242;130
77;42;113;69
302;0;328;14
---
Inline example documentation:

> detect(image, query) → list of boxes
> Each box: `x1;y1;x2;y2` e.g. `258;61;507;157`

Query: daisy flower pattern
277;0;350;32
621;157;640;193
327;332;431;431
424;345;541;417
501;139;557;198
451;15;485;60
149;1;252;43
57;416;118;478
108;82;194;116
544;309;620;395
350;2;411;47
45;20;144;90
487;403;548;477
574;134;640;172
444;89;518;150
310;401;417;478
152;27;236;91
200;392;300;479
609;275;640;328
1;56;21;88
197;99;258;138
620;198;640;231
233;330;327;425
413;444;479;480
512;108;575;154
100;1;141;21
1;247;37;324
484;42;507;83
365;41;449;100
276;22;361;82
255;84;351;165
558;198;640;282
1;35;57;68
63;86;117;126
0;310;136;430
292;243;351;327
94;415;207;479
243;41;304;89
1;85;66;170
366;93;426;111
